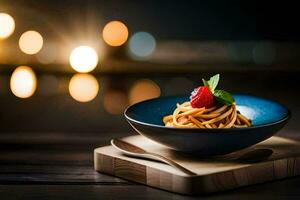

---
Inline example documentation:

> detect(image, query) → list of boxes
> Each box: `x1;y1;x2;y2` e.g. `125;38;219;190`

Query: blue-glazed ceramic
124;94;290;155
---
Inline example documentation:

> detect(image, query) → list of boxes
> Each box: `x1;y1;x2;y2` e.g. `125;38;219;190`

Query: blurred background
0;0;299;134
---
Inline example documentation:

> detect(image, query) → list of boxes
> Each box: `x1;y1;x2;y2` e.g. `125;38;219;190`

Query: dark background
1;0;299;133
2;0;300;41
0;1;300;199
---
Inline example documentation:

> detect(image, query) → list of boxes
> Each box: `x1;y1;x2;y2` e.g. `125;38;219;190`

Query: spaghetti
163;102;252;129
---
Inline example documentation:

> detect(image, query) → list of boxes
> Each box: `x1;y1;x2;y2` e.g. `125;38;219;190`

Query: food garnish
163;74;251;129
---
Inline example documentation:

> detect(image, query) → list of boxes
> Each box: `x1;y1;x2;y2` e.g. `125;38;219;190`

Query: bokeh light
129;79;160;105
0;13;15;39
69;46;98;73
69;73;99;102
37;42;57;64
102;21;128;47
103;90;128;115
128;32;156;59
19;31;44;54
10;66;37;98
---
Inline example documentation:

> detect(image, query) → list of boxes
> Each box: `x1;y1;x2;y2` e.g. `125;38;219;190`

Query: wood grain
95;135;300;194
111;139;197;176
1;131;300;199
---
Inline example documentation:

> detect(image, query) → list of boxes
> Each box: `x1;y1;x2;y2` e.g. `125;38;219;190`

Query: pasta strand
163;101;251;129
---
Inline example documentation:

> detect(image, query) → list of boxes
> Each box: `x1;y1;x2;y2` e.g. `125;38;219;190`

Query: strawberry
190;86;215;108
190;74;235;108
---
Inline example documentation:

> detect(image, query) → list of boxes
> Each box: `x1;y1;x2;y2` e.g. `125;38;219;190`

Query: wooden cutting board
94;135;300;195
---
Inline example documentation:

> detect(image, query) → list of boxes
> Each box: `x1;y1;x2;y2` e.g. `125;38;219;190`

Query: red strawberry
190;86;215;108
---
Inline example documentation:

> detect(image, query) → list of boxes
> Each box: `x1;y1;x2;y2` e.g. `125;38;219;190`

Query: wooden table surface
1;130;300;200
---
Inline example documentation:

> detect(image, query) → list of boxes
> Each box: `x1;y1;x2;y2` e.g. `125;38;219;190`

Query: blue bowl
125;94;290;155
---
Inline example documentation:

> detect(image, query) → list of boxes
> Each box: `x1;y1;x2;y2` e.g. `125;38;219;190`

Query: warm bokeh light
129;79;160;105
37;42;57;64
69;73;99;102
0;13;15;39
102;21;129;46
69;46;98;73
103;90;128;115
10;66;37;98
19;31;44;55
128;32;156;59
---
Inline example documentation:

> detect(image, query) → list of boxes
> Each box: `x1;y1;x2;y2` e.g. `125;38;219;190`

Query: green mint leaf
202;78;209;87
213;89;235;105
207;74;220;92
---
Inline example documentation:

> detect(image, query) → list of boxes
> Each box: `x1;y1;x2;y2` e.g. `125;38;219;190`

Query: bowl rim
124;94;291;132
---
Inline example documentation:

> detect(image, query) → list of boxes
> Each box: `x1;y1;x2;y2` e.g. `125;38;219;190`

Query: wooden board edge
94;150;197;194
94;149;300;195
201;156;300;193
